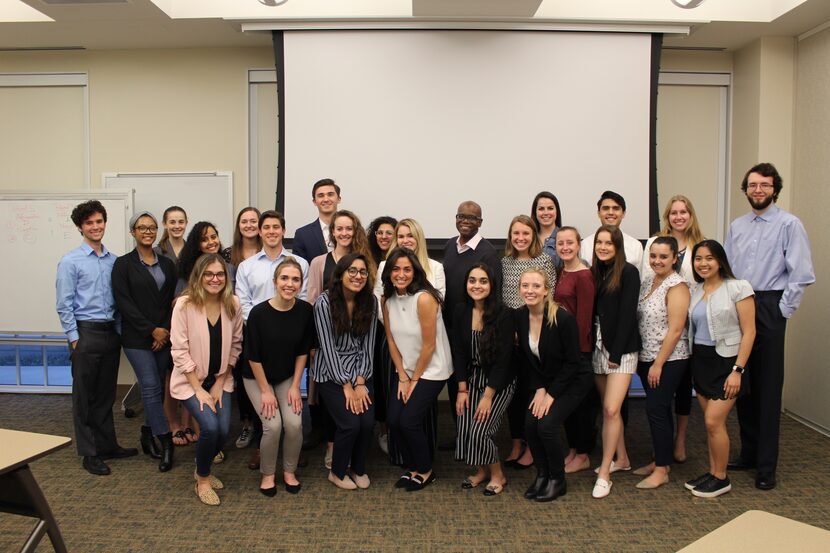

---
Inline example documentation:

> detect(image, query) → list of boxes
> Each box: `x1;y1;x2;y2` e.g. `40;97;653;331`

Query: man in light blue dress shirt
725;162;815;490
56;200;136;475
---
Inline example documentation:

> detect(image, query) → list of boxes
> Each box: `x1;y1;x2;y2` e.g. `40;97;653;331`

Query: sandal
172;430;187;446
183;427;198;443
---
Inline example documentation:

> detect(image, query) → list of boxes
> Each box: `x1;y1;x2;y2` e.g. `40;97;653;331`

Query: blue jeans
123;347;171;436
183;391;232;477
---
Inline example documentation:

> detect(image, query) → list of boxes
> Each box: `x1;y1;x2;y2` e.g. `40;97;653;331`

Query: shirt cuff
779;302;794;319
67;330;79;343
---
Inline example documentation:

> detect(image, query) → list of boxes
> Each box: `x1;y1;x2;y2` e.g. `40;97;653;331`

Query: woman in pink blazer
171;253;243;506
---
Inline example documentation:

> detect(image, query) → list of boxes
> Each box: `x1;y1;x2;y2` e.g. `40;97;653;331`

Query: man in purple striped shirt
724;162;815;491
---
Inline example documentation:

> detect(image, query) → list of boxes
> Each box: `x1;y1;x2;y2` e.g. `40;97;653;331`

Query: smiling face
312;184;341;217
333;215;355;250
519;271;548;308
455;203;483;242
555;228;579;263
535;197;558;230
375;223;395;252
260;216;284;249
342;259;369;295
238;209;259;240
390;256;414;293
693;246;720;282
668;200;690;234
597;198;625;227
274;265;302;302
201;260;227;296
396;225;417;251
132;215;157;248
164;210;187;240
649;243;677;278
200;226;220;254
510;222;534;255
466;267;491;303
745;172;776;211
79;211;106;246
594;230;616;262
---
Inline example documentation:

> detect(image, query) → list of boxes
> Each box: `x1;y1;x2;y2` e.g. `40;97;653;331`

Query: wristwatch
732;364;745;374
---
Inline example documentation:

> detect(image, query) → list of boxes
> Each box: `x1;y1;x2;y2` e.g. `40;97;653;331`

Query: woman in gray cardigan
686;240;756;498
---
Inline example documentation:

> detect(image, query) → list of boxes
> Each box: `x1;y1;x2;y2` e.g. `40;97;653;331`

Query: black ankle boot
524;473;548;500
158;432;174;472
535;477;567;502
141;425;162;459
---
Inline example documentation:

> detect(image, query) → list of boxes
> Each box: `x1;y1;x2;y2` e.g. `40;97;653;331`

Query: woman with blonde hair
170;253;243;505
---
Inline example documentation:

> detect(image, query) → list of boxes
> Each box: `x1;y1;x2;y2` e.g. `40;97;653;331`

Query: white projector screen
283;30;653;241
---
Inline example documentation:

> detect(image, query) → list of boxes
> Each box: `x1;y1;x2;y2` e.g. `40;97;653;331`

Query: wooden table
679;509;830;552
0;428;71;553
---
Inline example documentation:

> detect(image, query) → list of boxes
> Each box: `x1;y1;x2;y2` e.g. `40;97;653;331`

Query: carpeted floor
1;391;829;553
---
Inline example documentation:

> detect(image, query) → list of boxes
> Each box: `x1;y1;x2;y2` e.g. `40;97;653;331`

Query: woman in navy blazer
112;211;178;472
515;267;592;502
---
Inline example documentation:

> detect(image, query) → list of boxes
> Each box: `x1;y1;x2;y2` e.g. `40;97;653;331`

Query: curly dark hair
463;262;507;368
741;162;783;201
381;248;443;306
327;252;376;337
71;200;107;227
367;215;398;265
178;221;221;282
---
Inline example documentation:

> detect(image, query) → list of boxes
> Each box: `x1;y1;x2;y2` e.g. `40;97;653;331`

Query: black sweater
441;237;501;330
450;303;515;392
594;262;641;364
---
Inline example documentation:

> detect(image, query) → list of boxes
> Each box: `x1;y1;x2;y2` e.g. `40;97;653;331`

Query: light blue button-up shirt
235;247;309;321
725;205;815;318
55;242;119;342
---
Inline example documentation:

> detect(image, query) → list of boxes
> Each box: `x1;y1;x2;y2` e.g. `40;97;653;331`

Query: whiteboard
0;189;132;334
103;172;234;247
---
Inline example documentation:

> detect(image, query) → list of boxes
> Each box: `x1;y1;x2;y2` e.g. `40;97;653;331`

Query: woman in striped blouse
311;253;378;491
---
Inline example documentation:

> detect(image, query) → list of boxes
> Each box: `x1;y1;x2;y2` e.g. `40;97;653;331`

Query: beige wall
660;49;733;73
786;26;830;432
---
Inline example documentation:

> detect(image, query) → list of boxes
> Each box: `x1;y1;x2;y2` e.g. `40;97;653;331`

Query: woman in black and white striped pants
451;263;516;496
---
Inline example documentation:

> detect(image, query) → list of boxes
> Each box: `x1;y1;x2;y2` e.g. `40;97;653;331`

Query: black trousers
387;378;445;473
524;373;591;480
506;348;527;440
319;380;375;479
737;290;787;474
71;323;121;457
564;353;600;454
637;358;690;467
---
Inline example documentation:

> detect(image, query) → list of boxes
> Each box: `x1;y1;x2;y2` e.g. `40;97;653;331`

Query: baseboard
784;410;830;438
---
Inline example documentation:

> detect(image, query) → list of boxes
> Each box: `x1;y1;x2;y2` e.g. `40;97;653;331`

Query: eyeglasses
747;183;774;190
347;267;369;278
455;214;482;223
203;271;226;280
135;226;158;234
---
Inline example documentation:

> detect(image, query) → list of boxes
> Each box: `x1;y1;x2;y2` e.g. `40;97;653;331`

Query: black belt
754;290;783;298
77;321;116;330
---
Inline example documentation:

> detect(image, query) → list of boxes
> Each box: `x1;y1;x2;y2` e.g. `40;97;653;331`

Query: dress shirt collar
456;232;483;254
138;250;159;267
256;246;287;262
752;205;780;223
80;241;111;258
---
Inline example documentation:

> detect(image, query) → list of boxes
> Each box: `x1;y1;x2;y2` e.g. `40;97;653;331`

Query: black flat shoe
100;446;138;460
535;478;567;502
394;474;412;489
755;472;776;490
524;475;547;500
514;460;533;471
259;486;277;497
82;456;111;476
406;473;437;492
284;482;302;494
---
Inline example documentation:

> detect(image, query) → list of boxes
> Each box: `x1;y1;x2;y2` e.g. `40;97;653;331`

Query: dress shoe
259;486;277;497
755;472;777;490
727;457;756;471
535;478;567;502
100;446;138;460
635;473;669;489
140;426;162;460
195;483;220;506
157;432;174;472
406;472;437;492
394;474;412;489
592;478;612;499
351;472;371;489
284;482;302;494
247;449;261;470
328;471;357;490
524;474;548;500
82;456;111;476
483;481;507;496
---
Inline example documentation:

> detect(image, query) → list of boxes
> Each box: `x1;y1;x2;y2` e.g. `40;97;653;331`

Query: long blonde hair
519;267;558;327
659;195;704;247
387;218;432;280
182;253;237;318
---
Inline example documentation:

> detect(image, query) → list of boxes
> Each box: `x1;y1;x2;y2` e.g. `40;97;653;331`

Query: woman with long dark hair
367;215;398;266
383;248;452;492
451;263;515;495
177;221;234;297
311;252;378;490
530;191;563;267
222;207;262;267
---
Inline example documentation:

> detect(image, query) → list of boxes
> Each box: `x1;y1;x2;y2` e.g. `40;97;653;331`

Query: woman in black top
590;225;641;499
451;263;516;496
243;258;313;496
112;211;177;472
515;268;591;502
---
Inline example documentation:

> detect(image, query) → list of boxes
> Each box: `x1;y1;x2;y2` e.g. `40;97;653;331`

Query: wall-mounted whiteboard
103;172;234;247
0;190;132;334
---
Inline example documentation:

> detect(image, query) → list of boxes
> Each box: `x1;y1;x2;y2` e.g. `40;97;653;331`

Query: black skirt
691;344;748;400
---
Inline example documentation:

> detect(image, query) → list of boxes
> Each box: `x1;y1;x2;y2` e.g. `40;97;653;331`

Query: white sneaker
378;433;389;455
592;478;612;499
235;425;252;449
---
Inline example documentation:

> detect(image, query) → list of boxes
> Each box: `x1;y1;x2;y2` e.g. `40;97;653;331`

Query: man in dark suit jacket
291;178;341;263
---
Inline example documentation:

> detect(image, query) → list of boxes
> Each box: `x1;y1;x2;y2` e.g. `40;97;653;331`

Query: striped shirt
311;291;377;385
